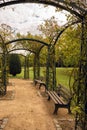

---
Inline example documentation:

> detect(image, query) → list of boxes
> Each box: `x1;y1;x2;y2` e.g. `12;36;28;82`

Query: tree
0;24;14;43
38;16;60;43
9;54;21;76
38;15;80;67
55;24;81;67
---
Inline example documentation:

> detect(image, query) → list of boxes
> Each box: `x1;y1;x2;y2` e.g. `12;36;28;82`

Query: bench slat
47;91;67;105
47;91;58;104
50;91;64;104
57;84;72;97
53;91;66;105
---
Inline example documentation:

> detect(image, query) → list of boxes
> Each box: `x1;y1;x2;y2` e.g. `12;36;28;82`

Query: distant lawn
56;67;74;88
10;67;34;79
9;68;24;79
10;67;74;88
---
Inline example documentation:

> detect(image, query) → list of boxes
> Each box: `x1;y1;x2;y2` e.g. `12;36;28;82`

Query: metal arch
8;48;36;54
9;53;30;58
53;19;81;46
5;38;49;47
37;44;45;53
0;34;7;51
0;0;85;19
5;38;49;80
11;53;26;57
54;0;87;13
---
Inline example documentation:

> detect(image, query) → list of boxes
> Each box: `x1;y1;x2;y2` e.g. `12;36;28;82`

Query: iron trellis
0;0;87;129
0;34;7;95
74;15;87;130
46;44;56;90
5;38;49;80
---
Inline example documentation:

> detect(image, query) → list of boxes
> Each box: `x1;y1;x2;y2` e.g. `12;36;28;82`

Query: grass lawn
56;67;74;88
11;67;74;88
10;67;34;79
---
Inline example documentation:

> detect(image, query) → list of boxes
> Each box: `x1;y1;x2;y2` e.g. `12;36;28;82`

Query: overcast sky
0;3;68;35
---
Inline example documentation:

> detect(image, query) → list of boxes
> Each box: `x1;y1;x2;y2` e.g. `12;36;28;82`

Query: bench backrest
37;76;45;81
57;84;72;103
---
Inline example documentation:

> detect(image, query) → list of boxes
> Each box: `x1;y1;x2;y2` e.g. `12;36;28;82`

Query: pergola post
46;44;56;90
0;35;7;95
26;55;29;79
75;15;87;130
33;52;40;79
24;56;29;79
1;48;7;95
24;56;27;79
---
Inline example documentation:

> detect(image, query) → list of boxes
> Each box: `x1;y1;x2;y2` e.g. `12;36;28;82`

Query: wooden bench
47;84;72;114
34;77;46;90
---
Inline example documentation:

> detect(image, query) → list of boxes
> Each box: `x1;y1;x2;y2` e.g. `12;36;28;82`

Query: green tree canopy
55;24;81;67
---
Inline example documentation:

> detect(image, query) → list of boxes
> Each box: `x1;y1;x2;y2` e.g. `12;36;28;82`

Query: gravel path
0;78;56;130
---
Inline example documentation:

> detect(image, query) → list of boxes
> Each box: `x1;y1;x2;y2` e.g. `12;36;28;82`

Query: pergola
8;48;35;79
0;0;87;130
6;38;49;80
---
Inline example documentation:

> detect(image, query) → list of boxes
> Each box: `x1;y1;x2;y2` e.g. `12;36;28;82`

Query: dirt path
0;79;56;130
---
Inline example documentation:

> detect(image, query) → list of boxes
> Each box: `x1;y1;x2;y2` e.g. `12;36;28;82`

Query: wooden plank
49;91;60;104
47;91;64;105
53;91;66;105
47;91;58;104
50;91;63;105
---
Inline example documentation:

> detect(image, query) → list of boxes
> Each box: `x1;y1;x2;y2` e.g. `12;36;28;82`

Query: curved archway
8;47;36;54
8;48;35;79
0;1;87;129
5;38;49;47
0;0;86;19
53;19;81;45
5;38;49;80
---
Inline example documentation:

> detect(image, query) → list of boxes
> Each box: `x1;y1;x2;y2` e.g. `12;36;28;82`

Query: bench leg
53;104;58;115
39;84;46;92
39;84;42;89
48;96;50;101
34;81;37;86
68;106;71;114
